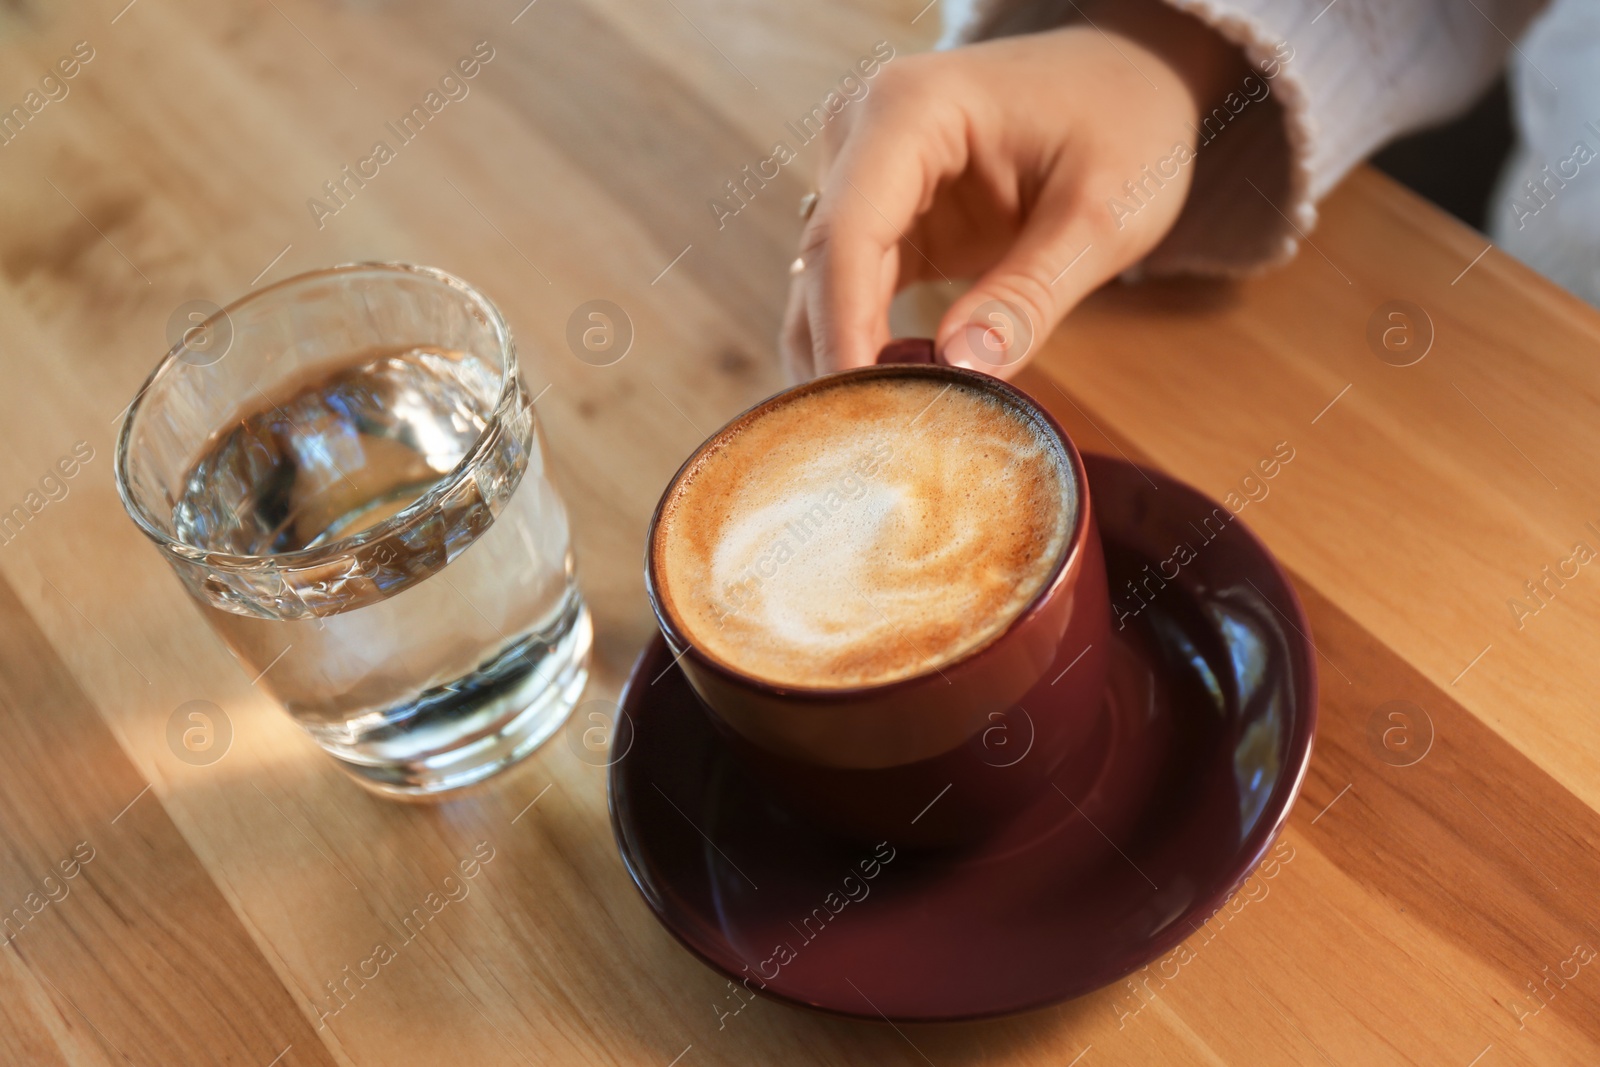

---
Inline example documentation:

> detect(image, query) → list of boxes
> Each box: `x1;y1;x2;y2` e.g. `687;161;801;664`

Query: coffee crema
653;374;1075;688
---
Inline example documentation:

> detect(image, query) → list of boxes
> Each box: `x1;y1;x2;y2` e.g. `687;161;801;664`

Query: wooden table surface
3;0;1599;1063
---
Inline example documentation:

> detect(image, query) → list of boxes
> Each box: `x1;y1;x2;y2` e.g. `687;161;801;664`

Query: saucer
608;454;1317;1021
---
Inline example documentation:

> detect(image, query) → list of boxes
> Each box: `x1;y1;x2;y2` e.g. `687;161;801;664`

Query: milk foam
655;376;1074;688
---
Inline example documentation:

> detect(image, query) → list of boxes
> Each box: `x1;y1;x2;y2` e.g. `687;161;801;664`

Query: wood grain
0;0;1597;1063
0;575;339;1065
1040;172;1600;816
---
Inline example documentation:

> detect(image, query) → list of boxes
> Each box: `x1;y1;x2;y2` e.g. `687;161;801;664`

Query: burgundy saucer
608;454;1317;1021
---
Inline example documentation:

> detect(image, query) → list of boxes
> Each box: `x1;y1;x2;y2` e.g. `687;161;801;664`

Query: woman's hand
781;3;1246;379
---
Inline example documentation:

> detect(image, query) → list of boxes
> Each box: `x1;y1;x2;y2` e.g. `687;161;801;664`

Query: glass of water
115;263;591;796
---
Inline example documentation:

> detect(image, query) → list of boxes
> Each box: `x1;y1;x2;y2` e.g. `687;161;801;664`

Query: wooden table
2;0;1598;1063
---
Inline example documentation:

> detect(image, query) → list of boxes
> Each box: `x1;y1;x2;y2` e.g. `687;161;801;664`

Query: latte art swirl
654;376;1074;689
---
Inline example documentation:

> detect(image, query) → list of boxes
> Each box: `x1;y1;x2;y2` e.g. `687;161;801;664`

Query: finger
802;218;899;376
935;185;1107;378
779;267;813;384
802;68;964;373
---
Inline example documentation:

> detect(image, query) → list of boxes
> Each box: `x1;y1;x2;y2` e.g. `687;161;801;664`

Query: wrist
1078;0;1250;121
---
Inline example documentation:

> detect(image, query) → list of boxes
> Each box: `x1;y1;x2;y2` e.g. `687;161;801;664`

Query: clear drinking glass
115;263;591;795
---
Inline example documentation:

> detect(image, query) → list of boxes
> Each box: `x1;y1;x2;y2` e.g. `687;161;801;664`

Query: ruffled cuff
941;0;1541;277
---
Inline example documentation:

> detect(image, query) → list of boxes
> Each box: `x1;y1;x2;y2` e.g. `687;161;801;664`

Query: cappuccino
653;374;1074;688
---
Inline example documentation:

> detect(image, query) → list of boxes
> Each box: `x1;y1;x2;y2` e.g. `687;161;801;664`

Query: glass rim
113;261;520;569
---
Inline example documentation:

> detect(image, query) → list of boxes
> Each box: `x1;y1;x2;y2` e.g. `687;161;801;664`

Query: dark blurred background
1373;77;1513;232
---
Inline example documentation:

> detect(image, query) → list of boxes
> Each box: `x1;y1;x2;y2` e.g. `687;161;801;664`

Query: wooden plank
1034;169;1600;815
0;573;339;1066
0;0;1596;1061
1029;381;1600;1064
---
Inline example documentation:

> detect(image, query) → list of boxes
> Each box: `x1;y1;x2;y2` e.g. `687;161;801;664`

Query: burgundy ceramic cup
644;344;1110;848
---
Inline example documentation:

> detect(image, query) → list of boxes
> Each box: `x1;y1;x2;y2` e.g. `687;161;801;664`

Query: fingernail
943;322;1006;370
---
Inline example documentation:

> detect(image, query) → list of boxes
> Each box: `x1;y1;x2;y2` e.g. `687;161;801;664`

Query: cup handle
875;338;939;365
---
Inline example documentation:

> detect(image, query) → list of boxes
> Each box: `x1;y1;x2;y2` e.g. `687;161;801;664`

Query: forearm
1080;0;1252;125
945;0;1549;275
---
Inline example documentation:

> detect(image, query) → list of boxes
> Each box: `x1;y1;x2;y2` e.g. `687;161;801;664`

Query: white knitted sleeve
943;0;1546;274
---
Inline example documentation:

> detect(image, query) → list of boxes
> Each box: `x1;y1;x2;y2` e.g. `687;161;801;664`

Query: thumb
935;215;1105;377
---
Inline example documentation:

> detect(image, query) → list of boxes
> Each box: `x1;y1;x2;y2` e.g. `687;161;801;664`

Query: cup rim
644;362;1094;700
113;262;519;569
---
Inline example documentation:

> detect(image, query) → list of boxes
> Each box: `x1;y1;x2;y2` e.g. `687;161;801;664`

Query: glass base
323;597;593;798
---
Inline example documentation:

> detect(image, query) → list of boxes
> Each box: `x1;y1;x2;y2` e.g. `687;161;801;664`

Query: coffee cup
644;345;1109;847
